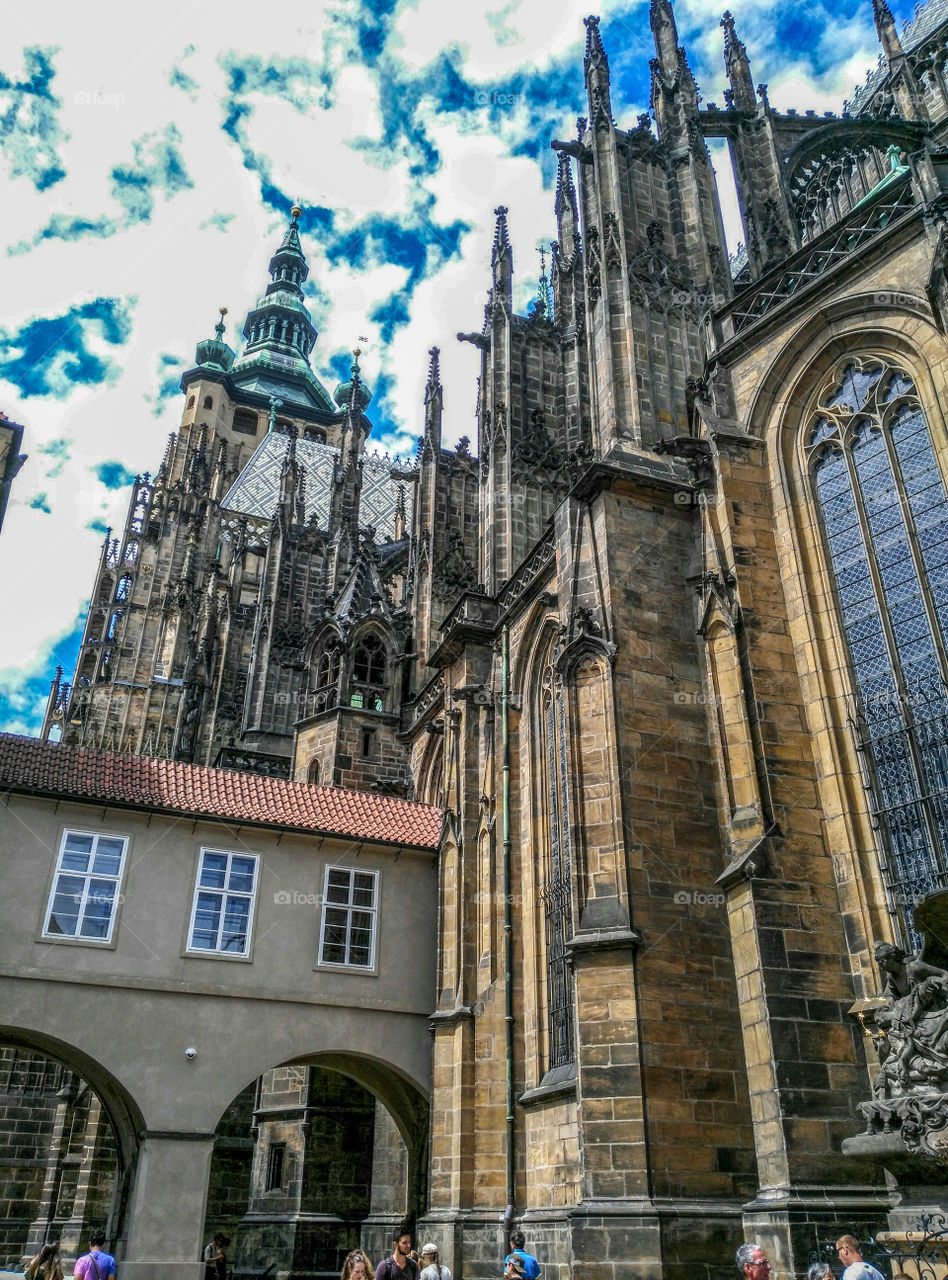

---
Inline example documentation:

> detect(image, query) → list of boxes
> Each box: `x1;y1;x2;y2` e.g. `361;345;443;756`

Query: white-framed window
43;830;128;943
187;850;258;956
318;866;378;969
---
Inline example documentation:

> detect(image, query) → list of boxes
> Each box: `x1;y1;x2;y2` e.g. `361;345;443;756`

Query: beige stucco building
0;735;441;1280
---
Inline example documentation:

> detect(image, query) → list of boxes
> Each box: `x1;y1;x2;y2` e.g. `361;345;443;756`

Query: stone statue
858;893;948;1156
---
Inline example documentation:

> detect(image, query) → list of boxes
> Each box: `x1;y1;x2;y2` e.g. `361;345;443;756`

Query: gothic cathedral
40;1;948;1274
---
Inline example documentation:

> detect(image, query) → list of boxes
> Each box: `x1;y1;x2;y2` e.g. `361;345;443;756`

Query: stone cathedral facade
37;0;948;1275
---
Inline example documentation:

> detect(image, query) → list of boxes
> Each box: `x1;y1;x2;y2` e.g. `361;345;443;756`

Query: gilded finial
214;306;228;340
290;200;302;221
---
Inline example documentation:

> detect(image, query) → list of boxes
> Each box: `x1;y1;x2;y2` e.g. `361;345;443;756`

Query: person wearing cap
419;1243;451;1280
505;1231;540;1280
505;1261;527;1280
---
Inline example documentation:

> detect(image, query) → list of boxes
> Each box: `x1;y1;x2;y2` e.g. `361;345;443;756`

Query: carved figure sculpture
858;893;948;1156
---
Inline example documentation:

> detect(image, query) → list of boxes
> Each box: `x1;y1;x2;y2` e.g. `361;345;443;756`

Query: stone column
121;1132;215;1280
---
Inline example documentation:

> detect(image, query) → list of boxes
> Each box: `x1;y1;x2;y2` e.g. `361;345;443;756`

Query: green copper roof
195;307;236;371
230;204;336;412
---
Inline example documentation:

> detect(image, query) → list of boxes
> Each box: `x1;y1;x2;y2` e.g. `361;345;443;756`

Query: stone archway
204;1053;428;1280
0;1028;145;1265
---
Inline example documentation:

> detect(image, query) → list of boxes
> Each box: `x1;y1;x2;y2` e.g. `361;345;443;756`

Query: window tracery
350;634;387;711
808;357;948;938
539;663;575;1071
311;639;341;713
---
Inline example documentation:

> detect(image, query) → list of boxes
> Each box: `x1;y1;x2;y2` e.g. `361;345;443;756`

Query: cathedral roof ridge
0;733;443;848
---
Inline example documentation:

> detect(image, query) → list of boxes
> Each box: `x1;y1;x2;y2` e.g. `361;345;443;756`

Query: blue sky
0;0;910;734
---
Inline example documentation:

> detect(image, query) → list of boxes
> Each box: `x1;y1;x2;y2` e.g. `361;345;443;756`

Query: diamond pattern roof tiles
220;432;414;538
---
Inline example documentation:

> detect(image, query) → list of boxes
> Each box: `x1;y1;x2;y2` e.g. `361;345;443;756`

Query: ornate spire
555;150;577;219
422;344;443;453
584;15;613;129
872;0;904;60
492;205;510;260
491;206;513;308
425;346;441;404
237;203;318;370
584;14;609;74
531;246;551;317
721;11;756;111
555;151;580;264
650;0;681;72
334;347;373;412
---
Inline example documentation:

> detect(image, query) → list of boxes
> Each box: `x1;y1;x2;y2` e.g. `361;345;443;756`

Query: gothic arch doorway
205;1052;428;1280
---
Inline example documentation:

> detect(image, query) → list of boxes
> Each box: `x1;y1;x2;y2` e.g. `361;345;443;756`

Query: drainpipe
501;624;515;1244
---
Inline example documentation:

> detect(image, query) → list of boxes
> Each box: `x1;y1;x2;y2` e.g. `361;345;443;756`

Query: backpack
386;1260;419;1280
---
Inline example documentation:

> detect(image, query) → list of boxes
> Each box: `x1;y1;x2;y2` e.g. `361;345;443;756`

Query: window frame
316;864;379;972
265;1142;286;1192
41;828;129;946
806;356;948;940
185;848;260;960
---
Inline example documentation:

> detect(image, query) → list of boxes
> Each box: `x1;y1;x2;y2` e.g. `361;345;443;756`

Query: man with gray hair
736;1244;773;1279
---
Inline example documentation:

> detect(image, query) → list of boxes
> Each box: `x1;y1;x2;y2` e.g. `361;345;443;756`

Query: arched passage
0;1028;145;1265
203;1052;428;1280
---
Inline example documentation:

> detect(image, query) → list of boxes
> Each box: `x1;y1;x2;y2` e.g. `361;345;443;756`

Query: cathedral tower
44;207;413;794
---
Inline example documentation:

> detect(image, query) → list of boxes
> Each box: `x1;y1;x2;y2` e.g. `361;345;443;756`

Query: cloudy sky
0;0;907;734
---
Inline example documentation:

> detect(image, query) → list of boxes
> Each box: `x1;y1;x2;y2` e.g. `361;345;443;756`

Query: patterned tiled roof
221;432;415;538
0;735;443;849
846;0;948;114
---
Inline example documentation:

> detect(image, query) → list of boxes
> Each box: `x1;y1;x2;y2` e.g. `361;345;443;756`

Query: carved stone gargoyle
856;891;948;1158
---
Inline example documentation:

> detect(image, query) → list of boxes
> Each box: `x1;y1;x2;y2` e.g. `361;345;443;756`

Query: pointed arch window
808;358;948;940
115;575;132;602
311;638;341;713
350;634;387;711
539;665;575;1071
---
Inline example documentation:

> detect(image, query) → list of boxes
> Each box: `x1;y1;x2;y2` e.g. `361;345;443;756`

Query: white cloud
0;0;897;731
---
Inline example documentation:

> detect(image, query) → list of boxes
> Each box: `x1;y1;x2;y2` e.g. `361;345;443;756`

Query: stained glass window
808;360;948;939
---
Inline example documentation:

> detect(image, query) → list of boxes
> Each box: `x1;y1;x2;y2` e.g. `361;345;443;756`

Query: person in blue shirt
504;1232;540;1280
74;1232;116;1280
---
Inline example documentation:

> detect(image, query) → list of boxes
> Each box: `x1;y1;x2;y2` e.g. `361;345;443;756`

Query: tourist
836;1235;885;1280
74;1232;116;1280
504;1261;527;1280
374;1229;420;1280
807;1263;833;1280
504;1231;540;1279
419;1242;451;1280
203;1234;229;1280
341;1249;374;1280
25;1243;64;1280
736;1243;772;1280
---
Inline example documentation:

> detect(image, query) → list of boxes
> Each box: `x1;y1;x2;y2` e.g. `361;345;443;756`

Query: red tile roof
0;735;443;850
